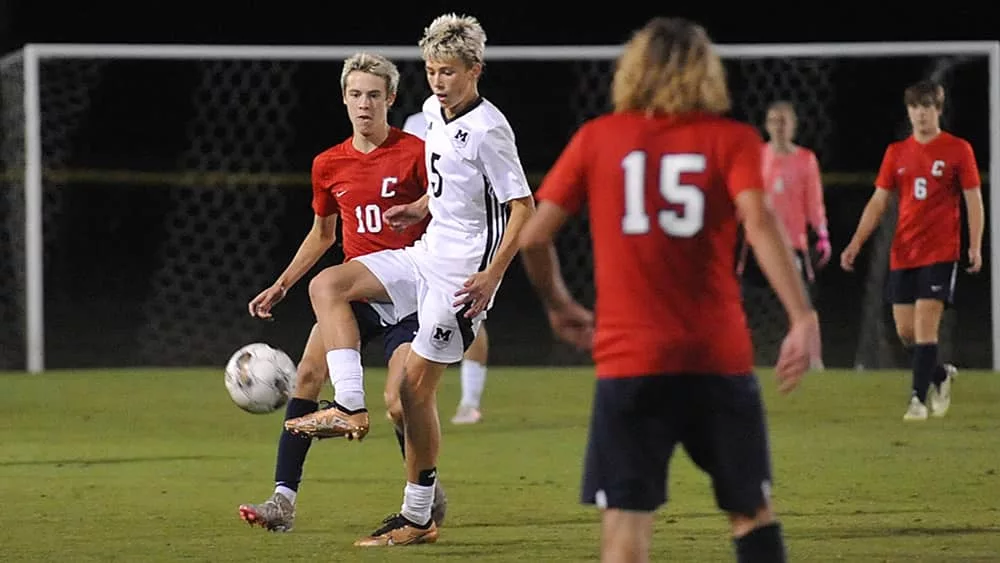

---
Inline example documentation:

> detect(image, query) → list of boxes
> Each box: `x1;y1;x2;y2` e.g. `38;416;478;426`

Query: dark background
0;2;996;371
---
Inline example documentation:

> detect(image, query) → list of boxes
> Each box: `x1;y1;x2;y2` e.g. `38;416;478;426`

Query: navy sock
394;425;407;460
734;522;787;563
912;343;939;403
274;398;318;491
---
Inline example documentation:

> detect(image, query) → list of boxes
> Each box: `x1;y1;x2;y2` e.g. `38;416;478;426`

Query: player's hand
815;236;832;268
453;270;502;318
840;243;859;272
248;284;287;319
775;311;820;394
546;300;594;351
383;202;427;232
967;248;983;273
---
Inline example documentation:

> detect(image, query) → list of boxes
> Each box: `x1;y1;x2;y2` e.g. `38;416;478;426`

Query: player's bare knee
728;504;775;538
308;266;357;305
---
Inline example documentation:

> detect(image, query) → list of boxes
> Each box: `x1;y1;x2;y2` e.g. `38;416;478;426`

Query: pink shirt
761;144;827;251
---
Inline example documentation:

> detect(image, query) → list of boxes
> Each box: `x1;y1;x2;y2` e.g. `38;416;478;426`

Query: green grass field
2;366;999;562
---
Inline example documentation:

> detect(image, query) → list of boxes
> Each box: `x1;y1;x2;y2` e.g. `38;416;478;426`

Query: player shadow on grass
0;454;236;467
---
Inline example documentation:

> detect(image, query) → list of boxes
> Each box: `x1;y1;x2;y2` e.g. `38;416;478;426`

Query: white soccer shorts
354;244;484;364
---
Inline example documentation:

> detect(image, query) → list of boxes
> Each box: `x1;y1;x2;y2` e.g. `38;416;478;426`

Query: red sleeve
724;125;764;200
874;144;897;190
956;139;981;189
535;125;589;214
311;154;338;217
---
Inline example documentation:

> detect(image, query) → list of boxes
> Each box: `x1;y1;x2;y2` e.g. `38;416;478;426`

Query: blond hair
419;13;487;67
339;52;400;97
611;17;730;115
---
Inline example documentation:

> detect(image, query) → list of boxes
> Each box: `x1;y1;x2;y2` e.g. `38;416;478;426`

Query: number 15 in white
621;151;706;237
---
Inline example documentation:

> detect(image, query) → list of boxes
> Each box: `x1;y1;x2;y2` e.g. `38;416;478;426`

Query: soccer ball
224;343;297;414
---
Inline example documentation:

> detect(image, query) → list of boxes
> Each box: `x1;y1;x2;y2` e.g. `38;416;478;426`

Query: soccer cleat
431;480;448;527
451;405;482;425
238;492;295;532
929;363;957;418
354;513;439;547
902;396;928;421
284;402;370;440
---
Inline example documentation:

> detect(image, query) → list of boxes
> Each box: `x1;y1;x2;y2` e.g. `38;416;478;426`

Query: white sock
459;360;487;409
327;348;365;412
274;485;297;505
400;481;435;527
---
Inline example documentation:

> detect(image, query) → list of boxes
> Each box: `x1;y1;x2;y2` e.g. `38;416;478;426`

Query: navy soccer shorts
580;373;774;518
886;261;958;306
350;301;418;363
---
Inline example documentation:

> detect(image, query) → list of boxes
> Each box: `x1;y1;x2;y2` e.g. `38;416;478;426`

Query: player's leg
887;268;928;420
683;374;787;563
309;260;390;414
355;287;479;547
453;322;489;424
914;262;959;418
381;314;449;527
796;250;824;371
238;324;328;532
287;250;417;440
580;375;677;563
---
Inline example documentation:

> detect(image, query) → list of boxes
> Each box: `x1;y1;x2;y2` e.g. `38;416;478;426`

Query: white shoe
451;405;482;425
928;364;957;418
903;396;928;421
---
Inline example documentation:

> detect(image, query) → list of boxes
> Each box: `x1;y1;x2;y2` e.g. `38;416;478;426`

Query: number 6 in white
621;151;706;237
914;177;927;200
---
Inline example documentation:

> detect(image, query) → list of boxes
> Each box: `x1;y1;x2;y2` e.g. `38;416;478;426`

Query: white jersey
419;95;531;273
402;112;428;140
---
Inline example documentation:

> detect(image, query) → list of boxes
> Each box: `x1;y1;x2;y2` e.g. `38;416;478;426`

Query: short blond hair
612;17;730;115
418;13;487;67
340;52;400;97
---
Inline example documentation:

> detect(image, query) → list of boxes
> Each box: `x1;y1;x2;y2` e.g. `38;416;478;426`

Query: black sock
912;343;939;403
394;425;407;460
274;398;318;491
734;522;786;563
417;467;437;487
931;364;948;386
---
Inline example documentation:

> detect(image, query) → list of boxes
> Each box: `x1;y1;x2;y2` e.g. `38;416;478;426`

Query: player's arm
519;128;593;349
249;160;339;318
959;140;985;272
805;151;831;266
841;146;896;272
384;193;429;232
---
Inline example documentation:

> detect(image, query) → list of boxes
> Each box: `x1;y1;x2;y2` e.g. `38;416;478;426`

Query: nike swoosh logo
335;190;347;197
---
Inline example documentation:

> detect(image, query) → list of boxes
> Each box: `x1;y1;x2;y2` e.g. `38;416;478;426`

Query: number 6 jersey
311;127;429;261
874;131;981;271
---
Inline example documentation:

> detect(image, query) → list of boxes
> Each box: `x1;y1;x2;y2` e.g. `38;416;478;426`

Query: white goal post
3;40;999;373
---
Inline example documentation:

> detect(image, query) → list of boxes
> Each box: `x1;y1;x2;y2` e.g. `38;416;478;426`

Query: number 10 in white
355;204;383;233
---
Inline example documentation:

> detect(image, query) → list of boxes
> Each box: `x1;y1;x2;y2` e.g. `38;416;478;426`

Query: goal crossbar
5;41;1000;372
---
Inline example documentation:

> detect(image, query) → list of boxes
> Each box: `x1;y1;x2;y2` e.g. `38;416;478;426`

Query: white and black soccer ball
224;343;297;414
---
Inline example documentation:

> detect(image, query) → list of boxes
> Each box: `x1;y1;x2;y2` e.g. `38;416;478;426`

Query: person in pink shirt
739;100;829;368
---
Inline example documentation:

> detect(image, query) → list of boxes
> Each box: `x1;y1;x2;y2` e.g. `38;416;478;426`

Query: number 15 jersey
420;95;532;271
536;112;764;378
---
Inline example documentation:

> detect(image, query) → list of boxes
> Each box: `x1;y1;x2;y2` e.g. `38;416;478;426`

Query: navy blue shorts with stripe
351;302;418;363
580;373;774;517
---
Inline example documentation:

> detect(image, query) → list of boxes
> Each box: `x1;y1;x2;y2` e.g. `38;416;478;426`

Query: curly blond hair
612;18;730;115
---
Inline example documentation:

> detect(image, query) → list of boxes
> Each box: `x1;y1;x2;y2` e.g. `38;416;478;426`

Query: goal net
0;44;995;371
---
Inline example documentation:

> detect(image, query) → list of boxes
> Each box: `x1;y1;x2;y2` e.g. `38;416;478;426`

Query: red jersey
875;132;980;270
536;112;762;378
311;128;429;261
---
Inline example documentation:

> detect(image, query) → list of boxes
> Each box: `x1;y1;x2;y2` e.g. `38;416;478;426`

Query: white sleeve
478;124;531;203
402;113;427;140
